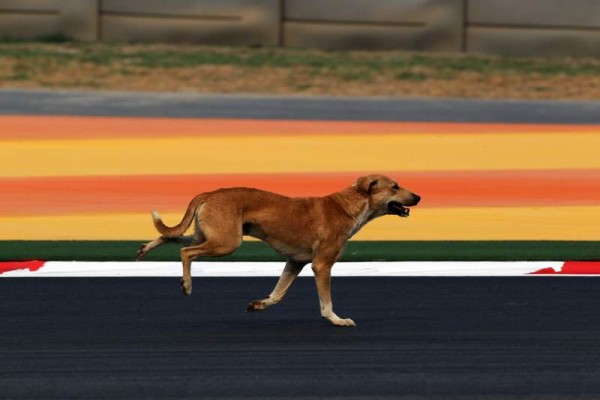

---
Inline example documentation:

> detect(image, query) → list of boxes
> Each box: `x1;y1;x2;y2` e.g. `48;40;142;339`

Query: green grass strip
0;241;598;262
1;42;599;78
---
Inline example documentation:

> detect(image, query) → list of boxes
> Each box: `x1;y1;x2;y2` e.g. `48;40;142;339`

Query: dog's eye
392;184;399;190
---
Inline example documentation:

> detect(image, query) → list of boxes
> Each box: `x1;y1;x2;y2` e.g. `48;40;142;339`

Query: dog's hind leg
179;236;241;295
179;204;242;295
246;260;306;312
136;235;198;260
136;237;166;260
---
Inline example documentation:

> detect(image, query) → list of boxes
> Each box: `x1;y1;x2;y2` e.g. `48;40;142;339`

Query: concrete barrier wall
0;0;599;57
0;0;97;41
467;0;600;57
282;0;463;51
99;0;279;46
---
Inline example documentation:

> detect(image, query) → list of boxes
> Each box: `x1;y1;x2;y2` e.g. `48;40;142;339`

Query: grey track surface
1;278;600;400
1;88;599;123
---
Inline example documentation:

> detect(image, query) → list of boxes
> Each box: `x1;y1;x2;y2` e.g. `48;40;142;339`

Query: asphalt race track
2;88;600;123
1;277;600;399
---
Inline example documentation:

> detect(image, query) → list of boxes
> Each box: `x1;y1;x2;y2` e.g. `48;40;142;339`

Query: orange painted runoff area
1;116;599;240
1;115;599;140
1;170;599;216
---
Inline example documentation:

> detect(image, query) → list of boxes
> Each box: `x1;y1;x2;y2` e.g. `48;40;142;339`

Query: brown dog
137;174;420;327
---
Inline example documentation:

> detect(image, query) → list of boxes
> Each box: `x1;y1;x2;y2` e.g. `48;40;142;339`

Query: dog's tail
151;194;206;238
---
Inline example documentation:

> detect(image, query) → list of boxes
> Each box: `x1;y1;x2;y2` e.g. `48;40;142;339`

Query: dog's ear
355;176;379;195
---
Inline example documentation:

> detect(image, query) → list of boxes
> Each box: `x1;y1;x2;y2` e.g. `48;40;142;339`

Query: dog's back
200;188;336;260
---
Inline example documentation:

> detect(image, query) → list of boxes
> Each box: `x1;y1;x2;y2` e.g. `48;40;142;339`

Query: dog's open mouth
387;201;410;218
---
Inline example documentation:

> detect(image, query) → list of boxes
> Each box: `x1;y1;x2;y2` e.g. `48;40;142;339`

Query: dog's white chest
349;205;372;238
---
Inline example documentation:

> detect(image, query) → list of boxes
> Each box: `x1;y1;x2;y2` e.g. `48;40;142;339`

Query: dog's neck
328;187;376;238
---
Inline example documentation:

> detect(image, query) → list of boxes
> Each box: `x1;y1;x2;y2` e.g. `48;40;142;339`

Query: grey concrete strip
0;88;599;123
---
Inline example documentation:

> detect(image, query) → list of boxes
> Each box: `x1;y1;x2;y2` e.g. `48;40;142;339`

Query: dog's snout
411;194;421;205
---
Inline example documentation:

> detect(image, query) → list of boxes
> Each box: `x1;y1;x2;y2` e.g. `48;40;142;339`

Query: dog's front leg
312;260;356;327
247;260;306;312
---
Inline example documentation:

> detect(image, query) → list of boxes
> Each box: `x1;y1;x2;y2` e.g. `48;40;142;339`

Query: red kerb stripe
0;260;46;274
530;261;600;275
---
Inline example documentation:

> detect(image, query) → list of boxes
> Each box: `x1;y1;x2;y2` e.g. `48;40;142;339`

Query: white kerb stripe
0;261;565;277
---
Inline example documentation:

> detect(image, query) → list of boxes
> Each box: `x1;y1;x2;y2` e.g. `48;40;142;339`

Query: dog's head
354;174;420;218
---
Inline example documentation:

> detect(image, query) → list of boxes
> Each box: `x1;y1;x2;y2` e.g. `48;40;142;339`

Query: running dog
137;174;420;327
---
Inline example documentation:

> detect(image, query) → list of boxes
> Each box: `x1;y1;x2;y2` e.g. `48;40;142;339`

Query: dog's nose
411;194;421;205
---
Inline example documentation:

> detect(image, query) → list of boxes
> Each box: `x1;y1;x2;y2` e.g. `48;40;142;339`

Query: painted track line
1;261;599;277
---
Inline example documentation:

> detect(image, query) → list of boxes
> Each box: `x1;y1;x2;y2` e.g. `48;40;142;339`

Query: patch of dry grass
0;42;599;99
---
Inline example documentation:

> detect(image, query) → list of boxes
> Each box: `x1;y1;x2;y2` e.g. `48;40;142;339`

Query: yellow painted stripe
1;133;599;177
1;206;598;240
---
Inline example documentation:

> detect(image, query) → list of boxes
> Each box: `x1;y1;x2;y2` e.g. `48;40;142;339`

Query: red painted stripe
530;261;600;275
0;260;46;275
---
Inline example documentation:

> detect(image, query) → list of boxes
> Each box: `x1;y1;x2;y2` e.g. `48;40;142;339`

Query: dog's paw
136;244;147;260
246;300;265;312
329;317;356;327
181;279;192;296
